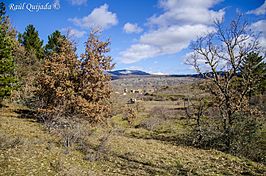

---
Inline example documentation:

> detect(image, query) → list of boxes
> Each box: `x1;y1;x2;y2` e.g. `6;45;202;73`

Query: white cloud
69;4;118;30
250;20;266;48
69;0;87;5
123;23;143;33
140;24;215;54
148;0;224;27
119;0;222;64
150;72;167;75
120;44;160;64
250;20;266;36
126;66;144;70
61;28;86;38
120;25;214;63
259;37;266;48
247;0;266;15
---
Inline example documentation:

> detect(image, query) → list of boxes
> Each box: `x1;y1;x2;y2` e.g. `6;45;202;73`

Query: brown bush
35;30;113;123
122;106;137;124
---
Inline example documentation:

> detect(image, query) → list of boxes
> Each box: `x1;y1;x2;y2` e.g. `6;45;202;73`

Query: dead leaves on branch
35;31;113;123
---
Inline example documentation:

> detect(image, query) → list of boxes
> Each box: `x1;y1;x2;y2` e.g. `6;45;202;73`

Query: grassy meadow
0;76;265;175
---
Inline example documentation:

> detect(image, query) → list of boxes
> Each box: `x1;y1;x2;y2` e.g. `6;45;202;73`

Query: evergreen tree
36;30;114;123
36;36;80;117
0;2;5;17
240;52;266;96
0;2;17;103
77;30;114;122
0;2;16;38
44;30;66;56
14;26;42;104
18;24;44;60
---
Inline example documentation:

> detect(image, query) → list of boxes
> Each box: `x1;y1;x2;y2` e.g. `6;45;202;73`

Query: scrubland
1;76;265;175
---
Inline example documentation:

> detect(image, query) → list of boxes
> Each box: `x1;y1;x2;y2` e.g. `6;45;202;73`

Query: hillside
108;70;151;79
109;70;151;76
1;1;266;176
0;104;265;175
108;69;201;80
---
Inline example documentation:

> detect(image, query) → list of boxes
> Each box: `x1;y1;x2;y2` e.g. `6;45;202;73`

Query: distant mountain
108;69;202;80
108;69;150;77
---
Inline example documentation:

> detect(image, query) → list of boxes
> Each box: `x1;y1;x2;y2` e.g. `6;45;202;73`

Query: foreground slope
0;105;265;176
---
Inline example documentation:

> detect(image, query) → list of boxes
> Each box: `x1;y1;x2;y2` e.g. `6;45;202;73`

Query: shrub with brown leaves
35;30;113;123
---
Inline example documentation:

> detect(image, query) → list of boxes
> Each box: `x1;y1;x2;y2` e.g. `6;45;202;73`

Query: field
0;76;265;175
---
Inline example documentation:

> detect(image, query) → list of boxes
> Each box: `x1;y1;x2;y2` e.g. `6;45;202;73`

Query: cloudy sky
5;0;266;74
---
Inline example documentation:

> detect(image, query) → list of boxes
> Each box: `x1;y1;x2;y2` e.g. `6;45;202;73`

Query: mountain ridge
108;69;151;76
108;69;200;79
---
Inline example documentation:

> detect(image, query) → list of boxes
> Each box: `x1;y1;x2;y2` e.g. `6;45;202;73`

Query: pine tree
0;2;4;17
36;36;80;117
0;2;16;38
240;52;266;96
0;2;17;103
15;25;44;104
36;30;114;123
18;24;44;60
44;30;67;56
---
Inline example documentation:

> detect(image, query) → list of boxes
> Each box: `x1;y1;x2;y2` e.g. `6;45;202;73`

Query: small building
134;89;143;94
128;98;137;104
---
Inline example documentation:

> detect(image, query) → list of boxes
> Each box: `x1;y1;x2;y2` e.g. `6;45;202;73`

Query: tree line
0;2;113;123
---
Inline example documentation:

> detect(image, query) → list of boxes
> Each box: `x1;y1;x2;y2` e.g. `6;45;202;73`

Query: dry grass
83;128;266;175
0;104;99;176
0;103;265;175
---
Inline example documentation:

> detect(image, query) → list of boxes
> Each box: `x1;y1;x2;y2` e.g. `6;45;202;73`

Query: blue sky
4;0;266;74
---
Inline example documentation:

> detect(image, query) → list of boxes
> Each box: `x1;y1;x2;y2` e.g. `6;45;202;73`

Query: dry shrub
138;106;168;130
48;116;91;148
134;102;145;112
58;120;90;148
81;130;112;162
149;106;168;120
185;101;265;163
122;106;137;124
36;104;92;149
35;30;113;123
139;117;164;131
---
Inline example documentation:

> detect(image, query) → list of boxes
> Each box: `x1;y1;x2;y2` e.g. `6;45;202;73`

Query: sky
3;0;266;74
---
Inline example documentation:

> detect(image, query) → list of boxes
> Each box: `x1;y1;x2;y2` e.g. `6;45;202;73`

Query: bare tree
186;14;264;151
